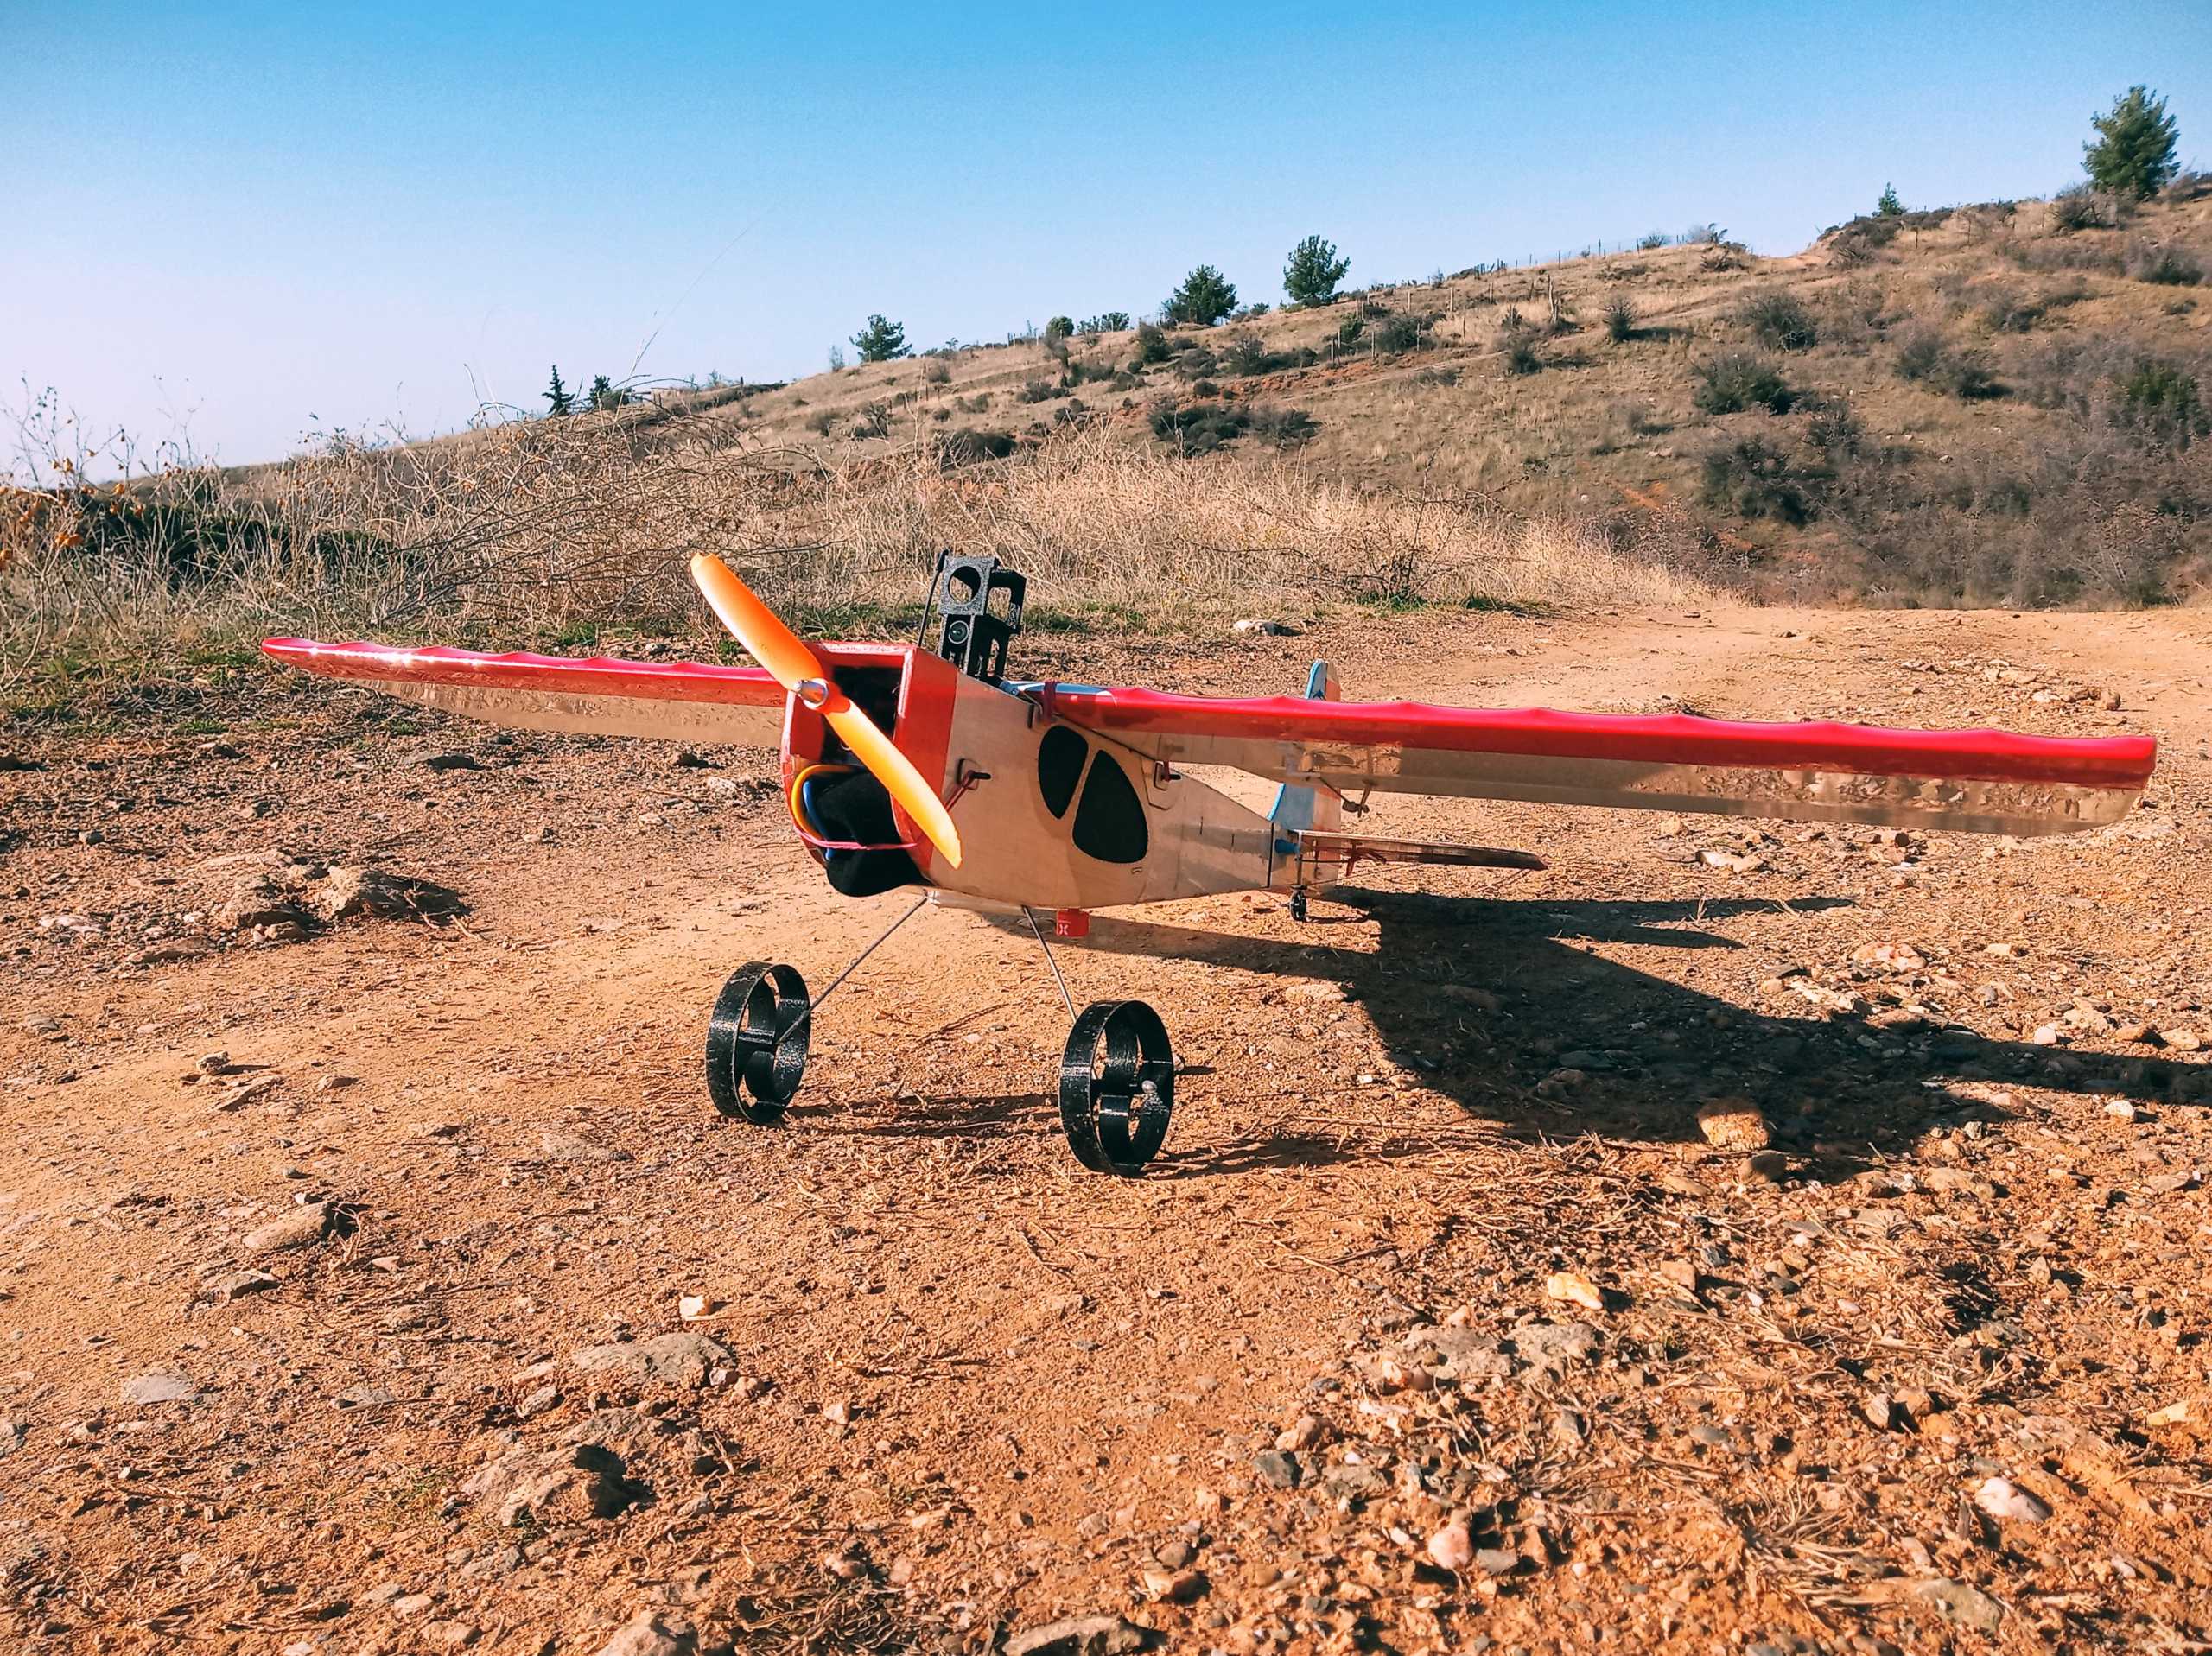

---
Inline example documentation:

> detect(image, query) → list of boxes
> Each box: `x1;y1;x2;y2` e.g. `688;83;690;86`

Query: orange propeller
690;555;963;868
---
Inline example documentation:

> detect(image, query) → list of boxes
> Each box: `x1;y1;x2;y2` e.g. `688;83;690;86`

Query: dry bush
3;413;1708;689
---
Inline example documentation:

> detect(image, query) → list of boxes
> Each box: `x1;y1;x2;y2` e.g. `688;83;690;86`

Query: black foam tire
704;961;810;1124
1058;999;1175;1176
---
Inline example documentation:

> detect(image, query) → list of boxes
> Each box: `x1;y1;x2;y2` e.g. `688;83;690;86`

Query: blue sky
7;0;2208;468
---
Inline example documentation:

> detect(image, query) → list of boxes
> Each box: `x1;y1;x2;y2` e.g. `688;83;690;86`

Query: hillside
6;186;2212;707
666;185;2212;608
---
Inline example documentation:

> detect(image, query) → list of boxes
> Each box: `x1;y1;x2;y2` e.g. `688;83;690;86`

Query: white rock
1974;1476;2051;1523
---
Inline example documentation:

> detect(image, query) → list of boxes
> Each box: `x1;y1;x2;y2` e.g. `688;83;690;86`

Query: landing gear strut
1058;999;1176;1177
704;961;810;1123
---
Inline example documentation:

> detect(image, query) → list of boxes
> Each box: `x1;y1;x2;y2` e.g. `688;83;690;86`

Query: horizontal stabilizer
1294;830;1545;874
260;639;786;746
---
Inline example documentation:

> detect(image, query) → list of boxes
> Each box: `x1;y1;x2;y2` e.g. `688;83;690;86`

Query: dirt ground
3;603;2210;1656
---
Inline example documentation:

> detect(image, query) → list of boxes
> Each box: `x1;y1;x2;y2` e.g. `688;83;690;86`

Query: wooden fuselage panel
917;674;1285;910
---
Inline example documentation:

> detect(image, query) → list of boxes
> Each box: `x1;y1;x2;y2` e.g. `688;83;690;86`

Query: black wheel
1290;889;1310;923
1058;999;1175;1176
704;961;810;1124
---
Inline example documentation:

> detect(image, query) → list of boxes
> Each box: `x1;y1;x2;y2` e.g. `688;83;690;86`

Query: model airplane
264;553;2157;1175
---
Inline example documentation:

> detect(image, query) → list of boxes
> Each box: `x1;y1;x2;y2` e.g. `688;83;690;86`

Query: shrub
848;401;893;439
920;357;952;384
1499;331;1542;377
1636;231;1670;251
1078;312;1132;333
1149;399;1249;454
850;315;910;363
2084;85;2180;200
1738;291;1817;351
1283;234;1351;307
806;409;840;436
1977;285;2048;333
1017;378;1066;403
1413;365;1461;388
1369;313;1429;352
1605;296;1637;342
1700;437;1816;524
1162;264;1238;327
1220;332;1270;376
1044;315;1075;339
934;428;1018;466
1247;406;1319;449
2125;240;2205;286
2050;187;2120;233
1173;344;1218;380
1690;351;1793;414
1893;327;1999;398
1129;322;1171;367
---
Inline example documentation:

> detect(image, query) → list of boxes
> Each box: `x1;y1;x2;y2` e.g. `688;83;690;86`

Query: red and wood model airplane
264;554;2157;1176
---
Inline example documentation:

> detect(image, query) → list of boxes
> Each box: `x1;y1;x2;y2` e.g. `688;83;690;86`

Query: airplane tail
1268;661;1343;836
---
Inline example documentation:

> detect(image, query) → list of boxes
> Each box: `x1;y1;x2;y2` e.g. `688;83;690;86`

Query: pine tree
2084;86;2180;200
1162;264;1238;327
1282;235;1351;307
1875;182;1904;218
543;366;574;417
850;315;911;363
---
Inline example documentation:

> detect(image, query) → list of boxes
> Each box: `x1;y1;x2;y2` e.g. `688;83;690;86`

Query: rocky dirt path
3;603;2209;1656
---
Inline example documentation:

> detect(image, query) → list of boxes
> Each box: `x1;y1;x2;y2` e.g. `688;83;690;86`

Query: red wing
261;639;787;746
1037;685;2155;838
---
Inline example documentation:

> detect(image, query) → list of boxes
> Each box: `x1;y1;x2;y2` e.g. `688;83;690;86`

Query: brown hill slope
679;186;2212;608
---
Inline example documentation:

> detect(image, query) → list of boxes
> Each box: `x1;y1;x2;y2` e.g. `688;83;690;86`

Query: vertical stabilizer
1268;661;1344;837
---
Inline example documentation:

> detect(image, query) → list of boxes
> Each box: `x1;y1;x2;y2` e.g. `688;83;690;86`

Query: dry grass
0;415;1707;698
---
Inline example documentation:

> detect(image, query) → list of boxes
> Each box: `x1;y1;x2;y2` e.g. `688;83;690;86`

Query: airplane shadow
1035;885;2208;1177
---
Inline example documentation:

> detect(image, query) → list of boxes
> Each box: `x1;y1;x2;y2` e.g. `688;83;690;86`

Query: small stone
0;1419;26;1456
422;1623;479;1649
678;1294;715;1322
1474;1547;1519;1576
1141;1566;1205;1602
1251;1450;1302;1488
121;1373;197;1406
2158;1028;2202;1052
1275;1414;1324;1452
1003;1615;1153;1656
208;1269;279;1303
821;1399;852;1425
821;1551;863;1581
1747;1149;1790;1183
568;1332;733;1389
1689;1424;1732;1450
420;752;482;771
593;1618;694;1656
1913;1578;2004;1634
538;1130;629;1164
515;1385;561;1420
1427;1520;1475;1571
198;1050;232;1075
1974;1477;2050;1523
1695;1097;1771;1152
1864;1393;1897;1431
1543;1271;1605;1312
242;1203;333;1257
2104;1100;2139;1121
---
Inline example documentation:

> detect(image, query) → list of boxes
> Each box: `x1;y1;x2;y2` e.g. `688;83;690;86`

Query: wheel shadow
1060;886;2206;1171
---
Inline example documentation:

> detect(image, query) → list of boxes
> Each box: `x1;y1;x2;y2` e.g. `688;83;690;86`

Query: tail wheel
705;961;810;1123
1058;999;1175;1176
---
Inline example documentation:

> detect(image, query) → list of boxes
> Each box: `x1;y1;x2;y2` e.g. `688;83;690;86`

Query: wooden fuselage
787;645;1291;910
